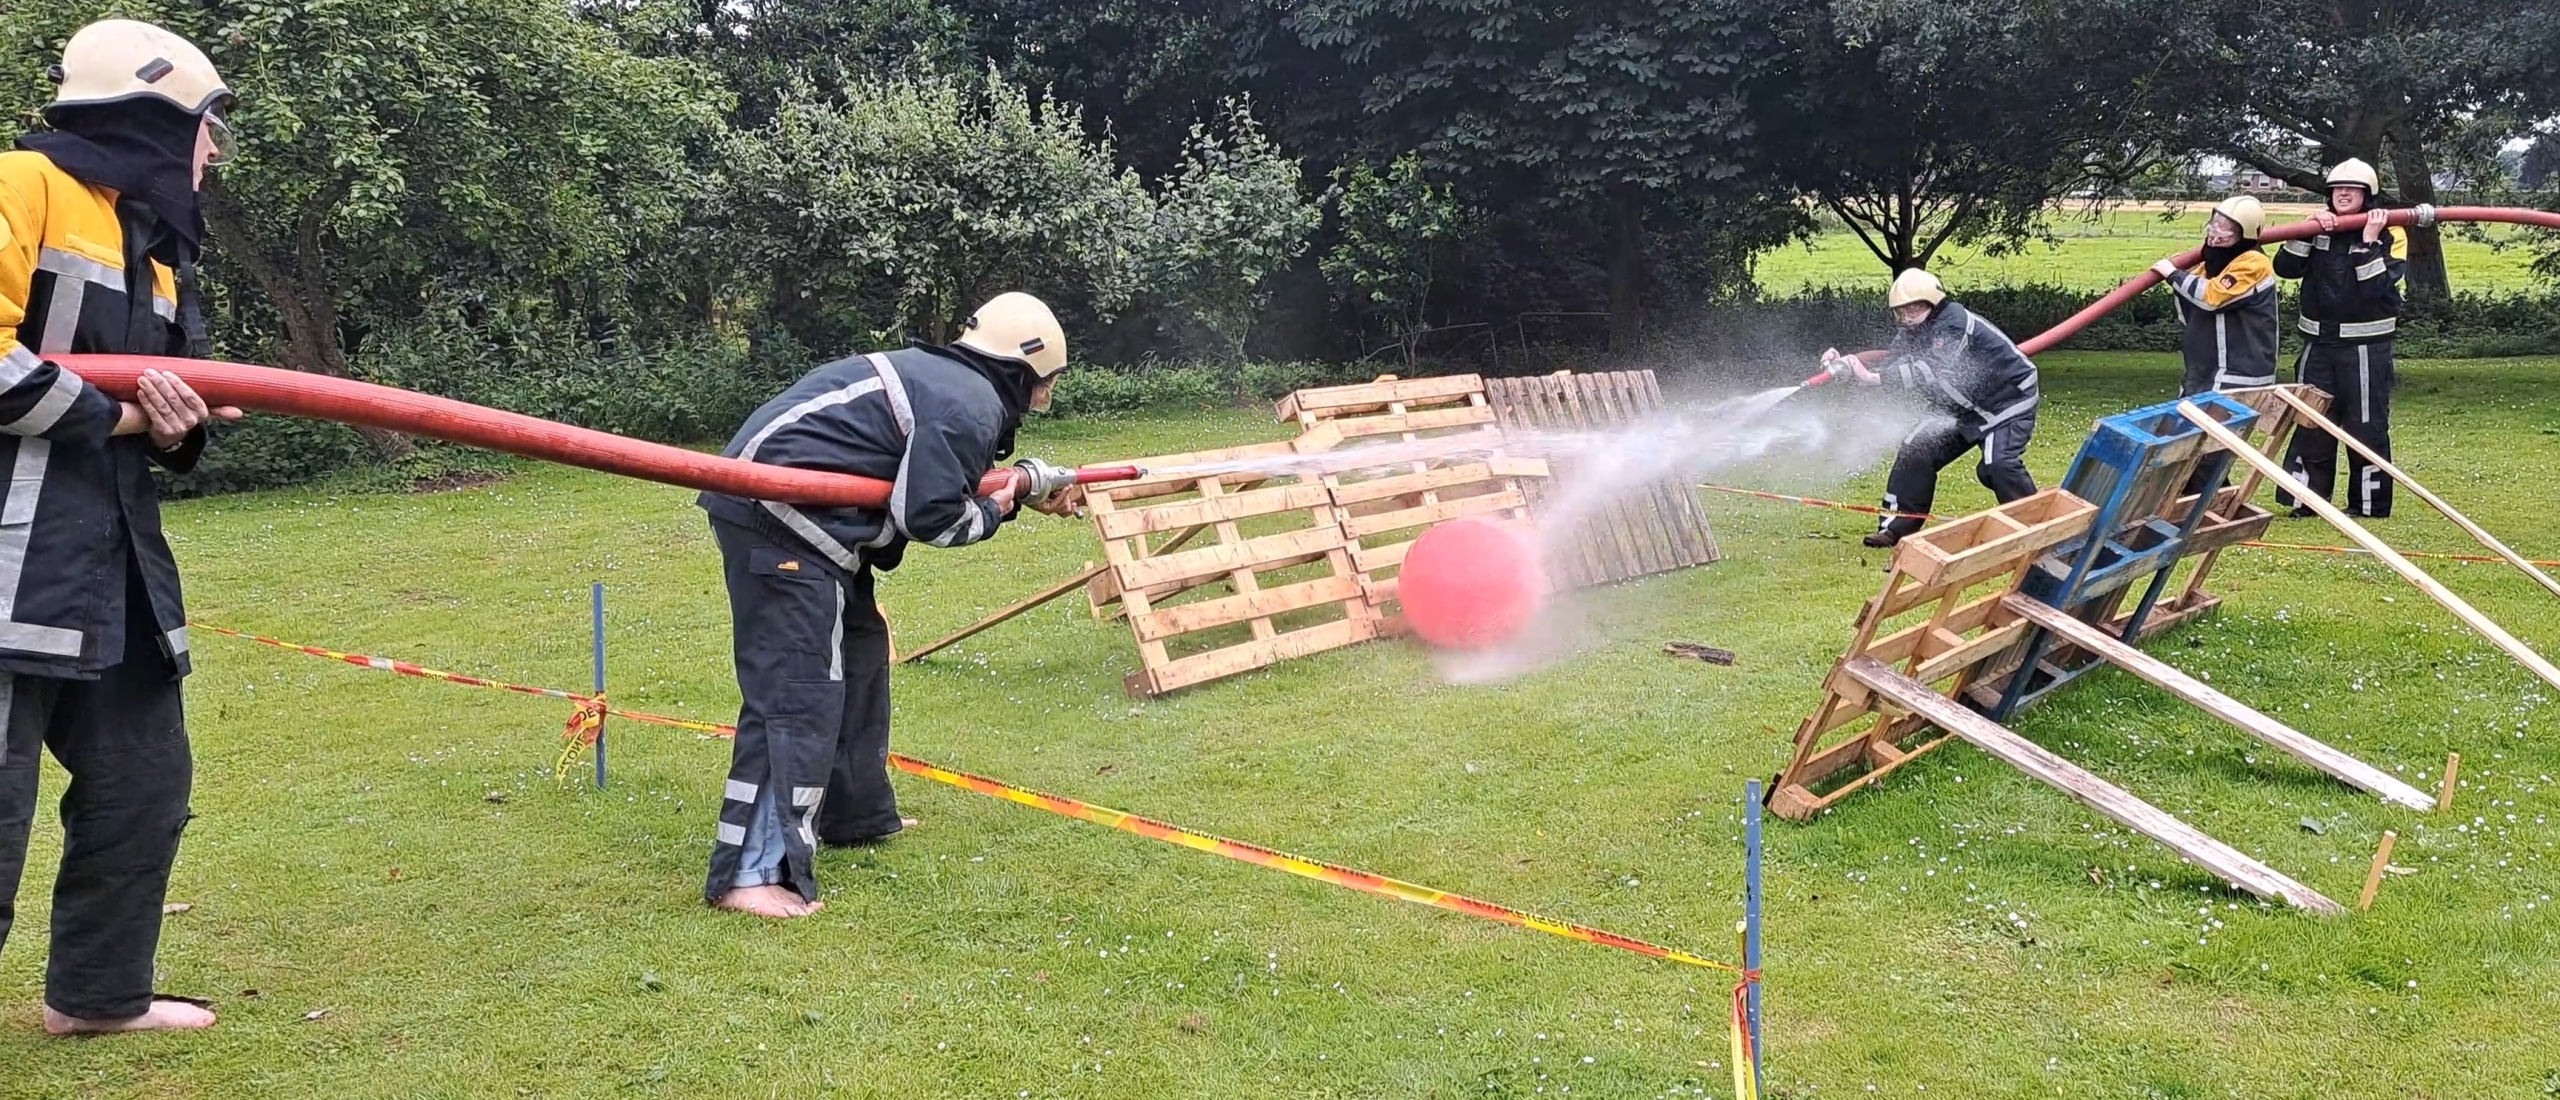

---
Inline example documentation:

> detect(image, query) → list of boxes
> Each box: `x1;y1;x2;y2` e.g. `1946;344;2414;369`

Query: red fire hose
1802;205;2560;383
2017;206;2560;356
54;354;1142;507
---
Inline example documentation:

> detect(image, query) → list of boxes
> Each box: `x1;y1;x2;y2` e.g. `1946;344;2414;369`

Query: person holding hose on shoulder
2276;158;2403;519
698;293;1080;919
0;20;244;1036
2152;195;2280;397
1816;268;2042;549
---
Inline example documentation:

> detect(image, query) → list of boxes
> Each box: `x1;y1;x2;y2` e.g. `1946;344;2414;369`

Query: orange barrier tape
1694;483;2560;569
192;621;1754;985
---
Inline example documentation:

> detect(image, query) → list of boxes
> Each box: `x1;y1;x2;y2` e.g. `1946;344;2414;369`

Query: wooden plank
1596;372;1687;572
1910;621;2036;684
1328;463;1504;506
1114;526;1347;592
1093;483;1334;539
1842;656;2344;914
1284;375;1487;415
2272;388;2560;602
1632;371;1719;566
1133;575;1366;642
1341;488;1528;539
1494;377;1603;588
2003;595;2434;810
1863;594;2009;666
1580;374;1674;577
2182;402;2560;695
1138;616;1378;694
1549;374;1652;579
902;563;1105;663
1323;404;1499;440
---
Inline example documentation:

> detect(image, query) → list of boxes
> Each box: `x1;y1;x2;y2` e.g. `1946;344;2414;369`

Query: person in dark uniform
2152;194;2279;397
1820;268;2042;548
0;20;243;1035
2275;158;2404;518
698;292;1076;919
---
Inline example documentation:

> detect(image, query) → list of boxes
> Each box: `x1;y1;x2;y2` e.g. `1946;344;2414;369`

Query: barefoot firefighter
0;20;243;1034
1818;268;2042;548
697;293;1077;918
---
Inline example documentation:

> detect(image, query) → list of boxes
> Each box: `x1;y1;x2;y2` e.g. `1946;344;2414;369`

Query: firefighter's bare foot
713;885;825;919
43;1000;217;1035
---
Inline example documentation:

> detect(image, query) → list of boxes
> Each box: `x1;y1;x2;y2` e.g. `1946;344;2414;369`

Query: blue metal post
592;582;607;788
1743;780;1765;1084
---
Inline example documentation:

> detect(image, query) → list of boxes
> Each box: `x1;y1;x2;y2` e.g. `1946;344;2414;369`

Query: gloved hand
2151;258;2180;279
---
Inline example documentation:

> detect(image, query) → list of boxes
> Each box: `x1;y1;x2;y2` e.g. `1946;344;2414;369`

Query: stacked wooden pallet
1278;375;1536;628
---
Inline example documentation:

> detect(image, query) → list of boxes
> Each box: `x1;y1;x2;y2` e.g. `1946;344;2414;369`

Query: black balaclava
938;342;1038;460
19;99;207;257
2200;242;2250;277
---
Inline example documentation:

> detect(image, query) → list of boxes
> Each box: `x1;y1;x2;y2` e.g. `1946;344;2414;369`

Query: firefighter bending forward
0;21;244;1035
698;293;1078;919
1821;269;2043;548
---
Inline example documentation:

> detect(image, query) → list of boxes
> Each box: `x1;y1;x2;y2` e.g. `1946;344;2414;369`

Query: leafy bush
1144;101;1322;360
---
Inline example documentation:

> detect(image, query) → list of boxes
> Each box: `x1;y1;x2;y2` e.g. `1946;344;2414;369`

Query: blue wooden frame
1985;394;2260;719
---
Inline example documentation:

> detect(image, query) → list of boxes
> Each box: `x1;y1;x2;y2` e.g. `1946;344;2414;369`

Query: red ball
1398;518;1545;650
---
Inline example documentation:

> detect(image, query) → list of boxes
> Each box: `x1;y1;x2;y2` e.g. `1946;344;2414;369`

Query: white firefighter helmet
2325;158;2379;193
1887;268;1946;310
2211;194;2266;240
956;292;1067;378
46;20;232;119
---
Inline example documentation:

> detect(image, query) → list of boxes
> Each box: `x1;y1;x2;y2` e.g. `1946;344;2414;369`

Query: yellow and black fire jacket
2165;249;2280;393
0;148;203;679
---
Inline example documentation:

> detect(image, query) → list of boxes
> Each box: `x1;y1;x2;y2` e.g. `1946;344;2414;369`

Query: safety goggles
201;108;234;168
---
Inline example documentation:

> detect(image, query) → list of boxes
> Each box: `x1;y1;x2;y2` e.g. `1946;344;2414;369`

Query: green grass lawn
1756;208;2552;296
9;353;2560;1098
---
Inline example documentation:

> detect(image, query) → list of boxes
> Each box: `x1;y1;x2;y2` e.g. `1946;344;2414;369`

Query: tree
2140;0;2560;304
715;68;1158;357
1321;155;1468;366
1765;0;2177;274
5;1;721;456
1244;0;1783;349
1145;101;1321;362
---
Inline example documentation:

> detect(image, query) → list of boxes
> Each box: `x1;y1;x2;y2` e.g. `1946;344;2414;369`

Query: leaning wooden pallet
1481;371;1721;586
1085;438;1379;697
1770;487;2346;913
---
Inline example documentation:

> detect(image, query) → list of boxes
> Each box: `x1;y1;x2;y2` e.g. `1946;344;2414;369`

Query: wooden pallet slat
1844;657;2343;914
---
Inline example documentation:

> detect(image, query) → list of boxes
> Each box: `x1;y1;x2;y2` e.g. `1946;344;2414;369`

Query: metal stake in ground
1743;779;1766;1085
593;582;607;788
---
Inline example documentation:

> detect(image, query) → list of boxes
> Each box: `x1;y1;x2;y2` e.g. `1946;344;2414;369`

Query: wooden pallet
1483;371;1722;587
1771;489;2100;822
1085;438;1380;696
2121;383;2327;641
1279;375;1536;629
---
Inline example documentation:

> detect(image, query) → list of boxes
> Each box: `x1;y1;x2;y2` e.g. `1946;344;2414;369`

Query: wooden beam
2002;595;2434;810
2179;402;2560;696
2271;388;2560;603
1840;656;2344;913
899;563;1104;664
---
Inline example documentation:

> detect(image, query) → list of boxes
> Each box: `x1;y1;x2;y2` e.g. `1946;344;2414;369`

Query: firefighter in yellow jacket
2150;195;2280;396
0;20;242;1036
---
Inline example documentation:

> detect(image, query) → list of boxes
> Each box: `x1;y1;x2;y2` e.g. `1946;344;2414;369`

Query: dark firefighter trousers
705;516;902;905
1876;409;2040;540
2279;339;2396;519
0;565;191;1020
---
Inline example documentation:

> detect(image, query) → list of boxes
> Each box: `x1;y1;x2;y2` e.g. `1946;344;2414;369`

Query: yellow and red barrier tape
192;619;1763;1095
1694;482;2560;569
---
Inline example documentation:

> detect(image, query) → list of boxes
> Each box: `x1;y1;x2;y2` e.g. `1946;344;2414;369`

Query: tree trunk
2386;127;2450;307
202;179;414;459
1605;186;1646;352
